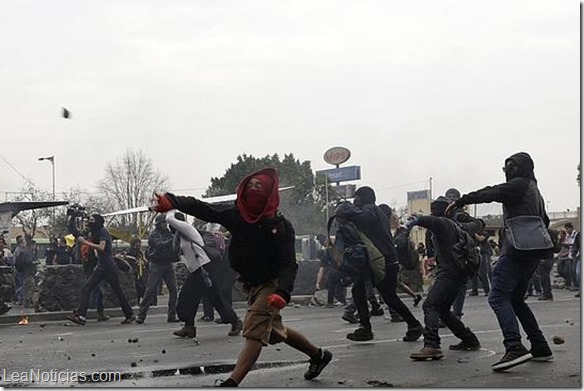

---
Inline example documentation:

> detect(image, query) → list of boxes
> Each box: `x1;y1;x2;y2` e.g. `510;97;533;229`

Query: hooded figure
430;196;451;217
353;186;376;207
445;152;554;372
504;152;536;182
236;168;280;224
150;169;332;386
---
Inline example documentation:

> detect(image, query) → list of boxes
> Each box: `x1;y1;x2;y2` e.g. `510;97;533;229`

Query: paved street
0;290;580;388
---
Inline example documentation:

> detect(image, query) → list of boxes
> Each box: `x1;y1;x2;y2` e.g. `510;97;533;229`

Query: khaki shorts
242;281;288;346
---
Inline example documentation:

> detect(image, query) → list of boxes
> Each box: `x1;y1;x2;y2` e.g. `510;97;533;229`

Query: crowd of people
0;151;580;387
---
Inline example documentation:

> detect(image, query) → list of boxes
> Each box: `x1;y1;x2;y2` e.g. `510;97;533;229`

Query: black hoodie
454;152;549;256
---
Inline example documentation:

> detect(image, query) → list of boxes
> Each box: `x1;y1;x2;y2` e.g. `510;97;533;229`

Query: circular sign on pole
323;146;351;166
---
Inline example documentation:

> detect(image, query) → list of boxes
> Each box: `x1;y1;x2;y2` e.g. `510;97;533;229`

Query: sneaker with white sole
530;345;554;362
492;344;532;372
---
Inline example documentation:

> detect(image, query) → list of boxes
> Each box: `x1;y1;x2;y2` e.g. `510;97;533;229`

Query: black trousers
422;272;475;348
376;264;420;327
77;265;133;319
176;268;238;327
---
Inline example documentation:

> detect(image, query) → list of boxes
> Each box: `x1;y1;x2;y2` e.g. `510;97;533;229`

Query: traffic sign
316;165;361;183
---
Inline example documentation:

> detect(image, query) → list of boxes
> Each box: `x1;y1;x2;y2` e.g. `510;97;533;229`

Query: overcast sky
1;0;581;216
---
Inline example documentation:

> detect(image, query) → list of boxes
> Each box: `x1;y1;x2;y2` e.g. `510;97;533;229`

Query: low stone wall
5;259;395;312
36;264;138;312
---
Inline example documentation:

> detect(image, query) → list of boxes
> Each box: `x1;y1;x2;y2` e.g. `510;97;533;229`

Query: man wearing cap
150;168;332;387
135;214;179;324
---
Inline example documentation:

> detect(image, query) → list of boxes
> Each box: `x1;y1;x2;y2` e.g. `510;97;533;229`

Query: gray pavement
0;290;581;388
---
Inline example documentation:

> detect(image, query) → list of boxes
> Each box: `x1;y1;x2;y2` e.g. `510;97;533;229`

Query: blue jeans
488;253;548;351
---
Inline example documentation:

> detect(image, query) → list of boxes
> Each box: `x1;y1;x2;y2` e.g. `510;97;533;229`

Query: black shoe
134;318;144;325
492;344;532;372
173;326;196;338
342;312;359;324
121;315;136;324
215;378;238;387
67;313;86;325
228;319;243;336
413;294;423;307
167;317;181;323
402;324;424;342
449;339;481;351
370;307;384;316
304;348;333;380
530;345;554;362
347;327;374;341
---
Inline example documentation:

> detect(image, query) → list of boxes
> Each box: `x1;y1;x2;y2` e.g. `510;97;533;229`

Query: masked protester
334;186;424;342
405;196;484;360
67;213;135;325
445;152;554;372
150;168;332;387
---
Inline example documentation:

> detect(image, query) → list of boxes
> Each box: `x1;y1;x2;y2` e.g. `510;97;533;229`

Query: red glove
151;193;173;213
267;293;286;310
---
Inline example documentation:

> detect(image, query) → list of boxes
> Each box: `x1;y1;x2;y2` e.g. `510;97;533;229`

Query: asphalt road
0;290;580;388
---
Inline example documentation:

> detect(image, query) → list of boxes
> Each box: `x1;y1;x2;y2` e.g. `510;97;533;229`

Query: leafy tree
204;153;330;235
97;149;170;235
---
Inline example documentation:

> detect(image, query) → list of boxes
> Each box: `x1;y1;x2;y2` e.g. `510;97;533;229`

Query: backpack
394;227;419;270
326;215;385;285
450;220;481;277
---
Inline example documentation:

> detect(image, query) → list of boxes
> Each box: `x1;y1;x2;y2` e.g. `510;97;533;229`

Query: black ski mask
88;214;104;233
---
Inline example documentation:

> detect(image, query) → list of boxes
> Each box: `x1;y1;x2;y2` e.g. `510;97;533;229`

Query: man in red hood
150;168;332;387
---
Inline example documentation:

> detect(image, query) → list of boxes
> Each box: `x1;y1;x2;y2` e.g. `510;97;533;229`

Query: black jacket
334;202;399;266
455;153;549;256
167;194;298;303
415;215;484;277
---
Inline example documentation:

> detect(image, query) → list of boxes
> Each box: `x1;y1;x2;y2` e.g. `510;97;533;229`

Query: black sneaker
67;313;86;325
173;326;196;338
304;348;333;380
121;315;137;324
492;344;532;372
347;327;374;341
370;307;384;316
215;378;238;387
530;345;554;362
342;312;359;324
413;294;423;307
402;324;424;342
228;319;243;336
449;339;481;351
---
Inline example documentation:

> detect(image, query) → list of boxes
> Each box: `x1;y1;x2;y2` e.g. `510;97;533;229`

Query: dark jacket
334;202;399;266
455;152;549;256
415;215;484;277
166;194;298;303
147;227;175;265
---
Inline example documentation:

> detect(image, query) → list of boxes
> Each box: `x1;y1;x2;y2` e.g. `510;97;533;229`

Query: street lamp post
38;155;56;230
